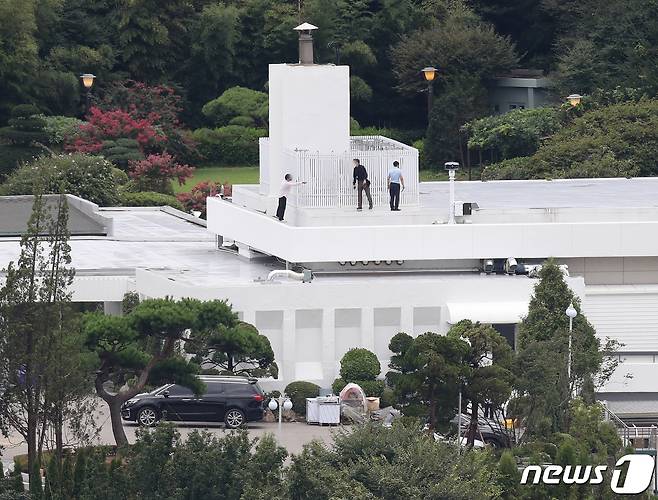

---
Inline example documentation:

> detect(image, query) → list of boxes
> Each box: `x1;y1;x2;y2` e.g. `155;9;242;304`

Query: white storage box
317;395;340;425
306;398;319;424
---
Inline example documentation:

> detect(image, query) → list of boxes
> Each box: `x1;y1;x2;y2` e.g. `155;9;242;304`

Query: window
167;385;194;397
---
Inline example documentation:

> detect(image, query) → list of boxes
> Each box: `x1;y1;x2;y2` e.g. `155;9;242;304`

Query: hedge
192;125;266;165
0;144;43;181
0;153;120;206
283;381;320;417
119;191;184;211
332;377;385;398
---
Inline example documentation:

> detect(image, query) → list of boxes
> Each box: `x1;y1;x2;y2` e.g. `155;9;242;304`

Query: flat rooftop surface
419;177;658;209
0;208;279;283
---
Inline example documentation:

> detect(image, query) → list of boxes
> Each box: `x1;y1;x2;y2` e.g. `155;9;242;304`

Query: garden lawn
173;165;259;193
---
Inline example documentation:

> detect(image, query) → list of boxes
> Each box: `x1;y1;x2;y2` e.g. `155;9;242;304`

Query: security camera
504;257;518;275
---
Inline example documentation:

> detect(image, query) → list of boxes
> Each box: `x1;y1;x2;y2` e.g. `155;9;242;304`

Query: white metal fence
284;135;419;209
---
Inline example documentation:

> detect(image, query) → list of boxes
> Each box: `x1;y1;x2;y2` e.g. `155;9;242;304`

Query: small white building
1;27;657;420
488;69;553;114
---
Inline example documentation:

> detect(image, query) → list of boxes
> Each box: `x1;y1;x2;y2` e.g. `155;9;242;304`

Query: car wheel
137;407;160;427
224;408;246;429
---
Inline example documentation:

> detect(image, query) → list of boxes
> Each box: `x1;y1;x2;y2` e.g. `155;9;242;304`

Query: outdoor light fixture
350;261;357;266
483;259;494;274
565;302;578;384
80;73;96;89
567;93;582;107
421;66;438;123
421;67;438;81
269;396;293;431
445;162;459;224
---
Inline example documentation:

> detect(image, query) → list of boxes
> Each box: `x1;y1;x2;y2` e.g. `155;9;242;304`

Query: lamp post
80;73;96;115
268;395;293;433
565;302;578;390
566;94;582;107
445;162;459;224
421;67;438;123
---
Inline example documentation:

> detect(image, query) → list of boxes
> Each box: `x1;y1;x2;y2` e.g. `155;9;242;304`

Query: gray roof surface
419;177;658;209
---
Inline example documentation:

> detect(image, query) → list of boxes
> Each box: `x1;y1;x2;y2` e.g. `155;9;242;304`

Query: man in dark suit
352;158;373;211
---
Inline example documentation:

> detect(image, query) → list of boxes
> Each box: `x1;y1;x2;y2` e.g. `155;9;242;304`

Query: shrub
413;139;426;169
0;153;120;205
202;86;268;127
0;104;48;145
176;181;221;218
339;348;381;382
283;381;320;417
100;138;143;168
192;125;266;165
40;115;84;145
128;152;194;194
119;191;184;211
228;115;256;127
0;144;43;181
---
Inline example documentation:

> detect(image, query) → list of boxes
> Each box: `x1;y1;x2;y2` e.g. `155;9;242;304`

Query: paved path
0;406;338;463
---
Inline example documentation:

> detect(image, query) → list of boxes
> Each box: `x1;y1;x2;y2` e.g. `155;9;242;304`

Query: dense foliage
482;100;658;179
0;153;120;206
283;381;320;417
332;348;384;397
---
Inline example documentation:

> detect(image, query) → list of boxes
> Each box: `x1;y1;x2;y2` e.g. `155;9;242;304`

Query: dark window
222;383;253;396
492;323;516;350
205;382;224;395
166;385;194;397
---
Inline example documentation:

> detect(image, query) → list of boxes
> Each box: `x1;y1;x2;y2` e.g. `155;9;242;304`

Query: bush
339;348;381;382
128;152;194;194
40;115;84;145
413;139;426;169
0;104;48;145
101;138;143;168
202;86;268;127
119;191;184;210
0;153;120;205
176;181;221;218
284;381;320;417
0;144;43;181
192;125;266;165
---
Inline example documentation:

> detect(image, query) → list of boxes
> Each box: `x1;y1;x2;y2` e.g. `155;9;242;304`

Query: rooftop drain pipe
266;269;313;283
294;23;318;65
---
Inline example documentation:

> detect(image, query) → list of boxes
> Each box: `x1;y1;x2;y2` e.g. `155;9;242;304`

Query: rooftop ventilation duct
294;22;318;65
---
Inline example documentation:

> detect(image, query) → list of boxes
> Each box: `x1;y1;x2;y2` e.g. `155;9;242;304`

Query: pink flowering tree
129;153;194;194
176;181;221;218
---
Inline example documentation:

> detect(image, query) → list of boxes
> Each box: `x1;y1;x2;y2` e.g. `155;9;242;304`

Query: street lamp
566;94;582;107
421;67;438;123
445;162;459;224
268;395;293;432
565;302;578;385
80;73;96;115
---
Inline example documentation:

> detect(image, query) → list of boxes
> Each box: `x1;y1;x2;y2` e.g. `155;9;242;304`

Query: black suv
120;376;266;428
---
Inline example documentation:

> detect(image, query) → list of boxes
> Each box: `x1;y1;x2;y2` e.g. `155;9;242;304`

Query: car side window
166;385;194;397
223;383;252;396
205;382;225;395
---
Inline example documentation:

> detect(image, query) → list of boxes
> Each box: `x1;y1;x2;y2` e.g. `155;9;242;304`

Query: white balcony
258;135;419;209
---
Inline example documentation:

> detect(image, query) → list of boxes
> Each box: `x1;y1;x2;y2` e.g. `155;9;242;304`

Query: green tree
332;348;384;397
201;86;268;128
186;299;278;378
82;297;202;447
387;331;468;430
514;260;608;436
0;190;76;492
447;320;514;447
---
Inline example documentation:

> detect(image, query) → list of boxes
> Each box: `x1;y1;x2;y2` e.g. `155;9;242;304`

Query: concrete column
527;87;535;109
400;306;413;336
361;307;375;351
321;308;336;383
281;310;296;383
103;301;123;316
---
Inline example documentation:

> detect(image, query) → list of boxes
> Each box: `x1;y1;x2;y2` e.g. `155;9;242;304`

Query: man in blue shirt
387;161;405;211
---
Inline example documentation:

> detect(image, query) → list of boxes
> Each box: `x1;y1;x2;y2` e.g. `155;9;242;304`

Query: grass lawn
174;165;480;193
173;165;259;193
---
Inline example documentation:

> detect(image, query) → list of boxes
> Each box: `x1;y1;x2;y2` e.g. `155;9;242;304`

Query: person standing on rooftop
276;173;306;221
387;160;404;211
352;158;373;211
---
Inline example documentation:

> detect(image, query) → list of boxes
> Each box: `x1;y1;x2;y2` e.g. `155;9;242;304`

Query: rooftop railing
274;135;419;209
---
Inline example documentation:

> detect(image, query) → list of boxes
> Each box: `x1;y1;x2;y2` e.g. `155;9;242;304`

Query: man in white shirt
387;161;405;211
276;173;306;221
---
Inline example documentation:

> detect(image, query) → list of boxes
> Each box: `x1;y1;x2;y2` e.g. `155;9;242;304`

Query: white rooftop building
1;27;658;420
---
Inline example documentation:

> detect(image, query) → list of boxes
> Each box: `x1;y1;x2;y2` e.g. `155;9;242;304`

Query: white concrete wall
267;63;350;198
135;268;584;388
206;197;658;263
